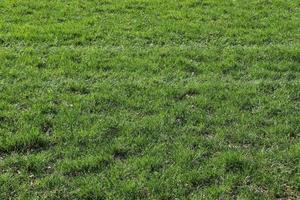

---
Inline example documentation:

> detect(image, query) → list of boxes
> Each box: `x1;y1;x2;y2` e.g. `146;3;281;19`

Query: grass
0;0;299;199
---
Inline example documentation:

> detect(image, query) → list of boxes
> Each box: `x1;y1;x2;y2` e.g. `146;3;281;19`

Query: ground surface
0;0;299;199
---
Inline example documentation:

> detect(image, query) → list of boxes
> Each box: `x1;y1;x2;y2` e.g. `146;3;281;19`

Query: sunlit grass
0;0;299;199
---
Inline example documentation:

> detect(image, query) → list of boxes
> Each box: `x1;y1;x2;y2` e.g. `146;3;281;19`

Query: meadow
0;0;299;199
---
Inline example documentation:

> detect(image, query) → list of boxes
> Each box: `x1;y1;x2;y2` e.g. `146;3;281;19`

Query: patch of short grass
0;0;299;199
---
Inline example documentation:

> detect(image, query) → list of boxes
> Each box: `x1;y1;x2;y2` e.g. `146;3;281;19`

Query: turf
0;0;299;199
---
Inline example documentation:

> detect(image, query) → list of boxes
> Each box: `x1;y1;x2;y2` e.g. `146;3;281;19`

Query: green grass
0;0;299;199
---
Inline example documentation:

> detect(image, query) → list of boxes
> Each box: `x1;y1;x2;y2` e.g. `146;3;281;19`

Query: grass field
0;0;300;199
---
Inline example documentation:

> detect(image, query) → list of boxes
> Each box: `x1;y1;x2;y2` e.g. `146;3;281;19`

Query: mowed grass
0;0;299;199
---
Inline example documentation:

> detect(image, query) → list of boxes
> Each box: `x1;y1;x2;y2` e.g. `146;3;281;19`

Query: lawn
0;0;299;199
